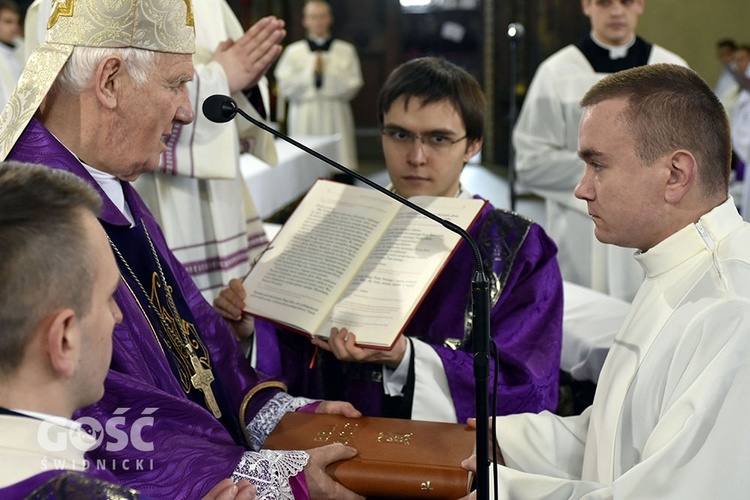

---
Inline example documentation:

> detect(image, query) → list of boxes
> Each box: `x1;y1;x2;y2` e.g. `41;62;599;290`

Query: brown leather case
263;412;476;499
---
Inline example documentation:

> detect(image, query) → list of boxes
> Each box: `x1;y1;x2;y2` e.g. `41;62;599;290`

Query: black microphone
203;94;238;123
203;94;493;500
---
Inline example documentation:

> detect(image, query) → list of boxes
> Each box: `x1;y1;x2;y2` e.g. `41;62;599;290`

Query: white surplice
489;199;750;499
513;43;687;301
274;38;362;169
132;0;277;301
0;40;23;112
0;412;94;487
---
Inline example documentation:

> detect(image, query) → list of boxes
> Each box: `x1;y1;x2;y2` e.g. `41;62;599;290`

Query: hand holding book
311;326;408;368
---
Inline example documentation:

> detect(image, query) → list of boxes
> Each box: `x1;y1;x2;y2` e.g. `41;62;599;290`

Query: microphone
203;95;238;123
507;22;525;41
203;94;493;500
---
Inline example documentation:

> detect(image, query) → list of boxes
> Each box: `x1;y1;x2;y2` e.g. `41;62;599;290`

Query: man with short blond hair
0;162;255;499
463;63;750;499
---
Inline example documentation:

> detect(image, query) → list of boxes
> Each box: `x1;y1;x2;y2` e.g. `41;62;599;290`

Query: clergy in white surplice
464;64;750;500
513;0;687;302
132;1;281;301
274;0;363;170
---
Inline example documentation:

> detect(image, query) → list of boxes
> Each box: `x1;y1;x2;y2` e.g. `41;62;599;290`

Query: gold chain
107;225;222;418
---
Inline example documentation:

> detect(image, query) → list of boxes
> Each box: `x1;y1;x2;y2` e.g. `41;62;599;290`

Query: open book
243;179;486;349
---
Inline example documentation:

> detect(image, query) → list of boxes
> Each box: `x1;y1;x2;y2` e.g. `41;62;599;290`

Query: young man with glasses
219;57;564;423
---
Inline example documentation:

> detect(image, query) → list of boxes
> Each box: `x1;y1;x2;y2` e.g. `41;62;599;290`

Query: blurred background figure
729;44;750;218
0;0;22;111
512;0;687;302
714;38;742;126
274;0;363;173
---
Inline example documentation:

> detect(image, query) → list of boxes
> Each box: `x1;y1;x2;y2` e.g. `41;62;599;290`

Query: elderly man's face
110;53;194;181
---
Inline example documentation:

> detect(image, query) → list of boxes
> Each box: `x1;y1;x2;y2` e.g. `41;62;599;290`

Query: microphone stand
507;22;524;213
205;96;492;499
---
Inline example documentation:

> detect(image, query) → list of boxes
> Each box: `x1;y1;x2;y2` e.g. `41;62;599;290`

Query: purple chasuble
256;201;563;423
7;118;308;498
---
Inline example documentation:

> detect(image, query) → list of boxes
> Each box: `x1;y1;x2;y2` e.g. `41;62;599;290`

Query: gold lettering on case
313;425;335;443
377;432;413;445
313;422;359;445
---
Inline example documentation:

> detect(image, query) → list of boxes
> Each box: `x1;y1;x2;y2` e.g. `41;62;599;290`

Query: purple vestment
255;201;563;423
8;118;308;499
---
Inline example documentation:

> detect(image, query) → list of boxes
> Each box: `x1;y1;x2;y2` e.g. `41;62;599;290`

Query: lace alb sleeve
232;449;309;500
248;391;316;450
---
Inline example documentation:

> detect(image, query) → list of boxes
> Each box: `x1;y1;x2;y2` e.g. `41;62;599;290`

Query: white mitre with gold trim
0;0;196;159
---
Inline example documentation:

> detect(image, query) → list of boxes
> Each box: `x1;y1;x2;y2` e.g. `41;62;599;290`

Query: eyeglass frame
380;126;469;150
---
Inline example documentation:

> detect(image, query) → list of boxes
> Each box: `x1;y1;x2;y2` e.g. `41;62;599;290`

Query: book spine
327;460;470;499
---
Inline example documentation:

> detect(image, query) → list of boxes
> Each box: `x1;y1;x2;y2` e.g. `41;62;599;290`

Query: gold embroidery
47;0;74;30
108;228;221;418
183;0;194;27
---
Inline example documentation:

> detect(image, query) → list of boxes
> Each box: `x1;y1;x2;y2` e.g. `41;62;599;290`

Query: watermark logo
38;407;157;453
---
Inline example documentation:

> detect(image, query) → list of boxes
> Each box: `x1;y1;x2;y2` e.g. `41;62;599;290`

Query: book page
317;196;486;347
243;180;401;334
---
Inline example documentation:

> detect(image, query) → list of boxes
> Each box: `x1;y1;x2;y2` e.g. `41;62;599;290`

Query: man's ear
95;56;125;110
463;138;483;163
581;0;592;17
43;309;78;379
664;150;697;204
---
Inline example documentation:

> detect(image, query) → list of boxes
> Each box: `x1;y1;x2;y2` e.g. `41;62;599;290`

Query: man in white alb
274;0;363;170
463;63;750;499
513;0;687;301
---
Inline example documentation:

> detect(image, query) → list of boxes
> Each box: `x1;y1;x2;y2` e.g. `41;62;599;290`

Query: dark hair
377;57;485;143
717;38;737;51
580;64;730;197
0;162;102;377
0;0;19;15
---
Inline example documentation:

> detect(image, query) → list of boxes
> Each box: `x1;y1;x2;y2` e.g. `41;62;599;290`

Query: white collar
308;35;331;45
590;32;635;60
634;198;743;278
11;409;82;432
47;130;135;225
82;163;135;226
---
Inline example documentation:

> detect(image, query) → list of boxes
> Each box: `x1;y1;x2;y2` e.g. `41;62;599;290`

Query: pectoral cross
190;353;222;418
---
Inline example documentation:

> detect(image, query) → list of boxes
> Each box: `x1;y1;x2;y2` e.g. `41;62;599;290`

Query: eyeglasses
381;128;468;151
